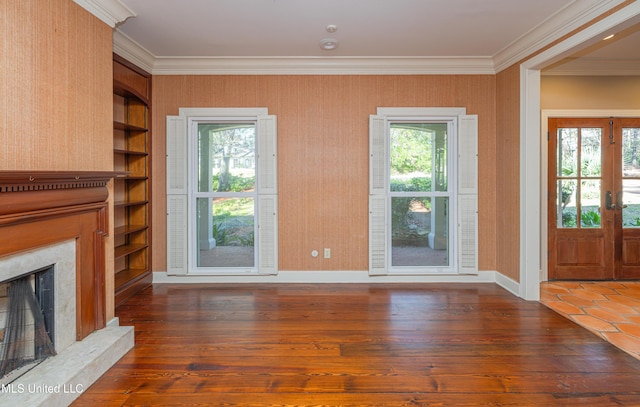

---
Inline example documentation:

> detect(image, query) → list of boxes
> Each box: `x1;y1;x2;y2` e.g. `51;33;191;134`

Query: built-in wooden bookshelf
113;54;152;307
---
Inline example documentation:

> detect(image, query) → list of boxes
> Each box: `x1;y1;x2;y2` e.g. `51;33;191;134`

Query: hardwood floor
72;284;640;406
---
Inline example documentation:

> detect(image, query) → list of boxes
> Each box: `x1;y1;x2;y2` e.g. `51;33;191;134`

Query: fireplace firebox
0;265;56;381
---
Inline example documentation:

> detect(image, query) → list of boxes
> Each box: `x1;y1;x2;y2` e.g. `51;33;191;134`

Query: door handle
606;191;616;210
616;191;628;209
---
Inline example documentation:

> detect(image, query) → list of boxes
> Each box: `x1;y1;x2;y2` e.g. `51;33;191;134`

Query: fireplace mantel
0;171;124;218
0;170;120;339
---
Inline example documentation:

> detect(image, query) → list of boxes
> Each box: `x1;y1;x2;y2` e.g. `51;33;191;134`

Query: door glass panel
581;128;601;177
622;127;640;228
580;180;601;228
557;128;578;177
391;197;448;267
622;180;640;227
197;197;255;268
622;127;640;175
555;127;602;229
557;179;577;228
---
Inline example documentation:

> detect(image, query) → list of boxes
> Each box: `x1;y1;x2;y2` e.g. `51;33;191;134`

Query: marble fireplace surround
0;171;133;406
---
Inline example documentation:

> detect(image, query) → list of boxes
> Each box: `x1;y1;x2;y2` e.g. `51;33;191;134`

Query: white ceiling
110;0;640;75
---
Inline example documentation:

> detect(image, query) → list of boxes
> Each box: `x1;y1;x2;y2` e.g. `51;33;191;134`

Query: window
167;108;277;275
369;108;477;275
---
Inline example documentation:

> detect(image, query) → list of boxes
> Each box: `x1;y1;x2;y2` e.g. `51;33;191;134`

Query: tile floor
540;281;640;360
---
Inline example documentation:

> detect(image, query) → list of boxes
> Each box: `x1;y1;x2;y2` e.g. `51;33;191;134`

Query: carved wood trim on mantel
0;171;125;220
0;170;123;193
0;170;122;339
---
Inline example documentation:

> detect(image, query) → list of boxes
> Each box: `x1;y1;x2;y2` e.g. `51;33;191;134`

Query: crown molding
151;56;495;75
112;29;494;74
493;0;627;73
73;0;135;28
112;30;155;73
111;0;634;76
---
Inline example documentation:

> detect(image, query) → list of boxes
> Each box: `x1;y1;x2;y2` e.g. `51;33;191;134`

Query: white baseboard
154;269;511;285
154;270;531;300
495;272;521;297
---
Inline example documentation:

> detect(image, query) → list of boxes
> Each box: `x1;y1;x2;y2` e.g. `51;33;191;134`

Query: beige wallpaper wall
152;74;498;274
541;76;640;110
2;0;114;318
1;0;113;171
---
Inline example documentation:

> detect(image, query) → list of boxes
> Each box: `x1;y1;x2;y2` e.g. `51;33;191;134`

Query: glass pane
557;180;577;228
557;128;578;177
391;197;448;267
622;128;640;228
389;123;447;192
623;179;640;228
580;180;600;228
197;197;255;267
198;123;255;193
580;128;601;177
623;127;640;176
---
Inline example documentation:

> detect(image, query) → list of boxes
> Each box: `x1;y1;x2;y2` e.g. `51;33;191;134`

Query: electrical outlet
324;248;331;258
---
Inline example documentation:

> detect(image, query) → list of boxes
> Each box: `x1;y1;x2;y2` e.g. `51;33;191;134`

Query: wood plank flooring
71;284;640;406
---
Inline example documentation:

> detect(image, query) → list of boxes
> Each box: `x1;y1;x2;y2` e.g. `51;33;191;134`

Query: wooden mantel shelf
0;170;125;192
0;170;124;218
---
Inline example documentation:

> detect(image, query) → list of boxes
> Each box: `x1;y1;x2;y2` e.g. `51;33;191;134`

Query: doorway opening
548;117;640;280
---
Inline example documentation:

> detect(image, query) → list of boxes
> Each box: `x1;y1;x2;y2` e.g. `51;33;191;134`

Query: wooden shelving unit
113;54;152;307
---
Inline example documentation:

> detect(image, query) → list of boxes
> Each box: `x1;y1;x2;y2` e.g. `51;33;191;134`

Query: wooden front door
548;117;640;280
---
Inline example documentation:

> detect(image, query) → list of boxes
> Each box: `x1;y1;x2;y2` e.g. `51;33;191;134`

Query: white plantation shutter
166;115;188;194
258;195;278;275
369;115;387;195
167;195;188;275
166;115;188;275
369;115;388;275
457;115;478;274
257;115;278;274
257;115;277;195
369;195;388;275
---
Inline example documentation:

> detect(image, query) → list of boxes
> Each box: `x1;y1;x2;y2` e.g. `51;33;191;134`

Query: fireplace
0;242;75;383
0;171;133;405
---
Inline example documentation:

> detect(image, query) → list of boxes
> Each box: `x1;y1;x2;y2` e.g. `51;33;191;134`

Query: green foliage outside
212;174;255;193
389;125;445;242
390;177;432;192
212;198;254;247
390;128;432;175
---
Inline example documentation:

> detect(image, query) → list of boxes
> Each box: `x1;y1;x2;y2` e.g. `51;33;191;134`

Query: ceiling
112;0;640;75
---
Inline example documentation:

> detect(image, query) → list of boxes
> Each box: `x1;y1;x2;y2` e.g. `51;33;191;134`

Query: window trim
370;107;478;275
388;118;456;274
166;108;278;276
189;118;259;274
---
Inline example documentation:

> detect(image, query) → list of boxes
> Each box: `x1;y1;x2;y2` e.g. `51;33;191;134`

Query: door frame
542;111;640;282
519;2;640;301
